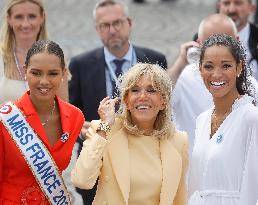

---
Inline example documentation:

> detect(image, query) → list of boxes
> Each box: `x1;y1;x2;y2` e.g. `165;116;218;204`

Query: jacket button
105;176;109;182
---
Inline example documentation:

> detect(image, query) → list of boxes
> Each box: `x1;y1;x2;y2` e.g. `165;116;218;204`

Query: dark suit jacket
68;46;167;205
249;23;258;63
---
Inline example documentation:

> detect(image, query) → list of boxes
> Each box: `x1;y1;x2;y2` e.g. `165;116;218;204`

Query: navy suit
69;46;167;205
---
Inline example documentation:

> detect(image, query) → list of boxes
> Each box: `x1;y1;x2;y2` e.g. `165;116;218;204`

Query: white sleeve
239;121;258;205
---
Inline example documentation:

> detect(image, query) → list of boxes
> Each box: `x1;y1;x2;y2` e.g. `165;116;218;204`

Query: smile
210;81;226;87
136;105;151;110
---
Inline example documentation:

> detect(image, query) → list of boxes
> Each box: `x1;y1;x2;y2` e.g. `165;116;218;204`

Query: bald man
168;13;258;153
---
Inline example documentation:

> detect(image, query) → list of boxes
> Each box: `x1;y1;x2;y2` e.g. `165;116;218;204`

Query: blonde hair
117;63;174;138
0;0;48;76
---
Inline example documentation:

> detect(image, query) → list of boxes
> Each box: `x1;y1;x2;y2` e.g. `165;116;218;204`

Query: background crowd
0;0;258;204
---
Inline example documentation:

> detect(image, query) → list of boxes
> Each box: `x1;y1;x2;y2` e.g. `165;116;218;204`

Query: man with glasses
68;0;167;204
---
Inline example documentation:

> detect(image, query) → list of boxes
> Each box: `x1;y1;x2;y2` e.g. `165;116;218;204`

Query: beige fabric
128;134;162;205
71;119;188;205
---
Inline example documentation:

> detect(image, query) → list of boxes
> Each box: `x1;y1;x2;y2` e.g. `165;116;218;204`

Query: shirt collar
238;23;250;44
18;91;69;118
104;43;134;64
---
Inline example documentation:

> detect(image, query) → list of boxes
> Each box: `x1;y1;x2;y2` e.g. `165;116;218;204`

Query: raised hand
98;97;118;126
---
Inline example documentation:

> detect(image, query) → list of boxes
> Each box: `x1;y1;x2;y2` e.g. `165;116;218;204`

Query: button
104;176;109;182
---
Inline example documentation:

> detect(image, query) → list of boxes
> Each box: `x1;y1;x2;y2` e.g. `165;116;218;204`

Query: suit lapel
159;138;182;205
134;46;147;63
108;128;130;204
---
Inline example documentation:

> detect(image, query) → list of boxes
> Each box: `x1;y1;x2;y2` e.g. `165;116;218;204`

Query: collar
238;23;250;44
104;43;134;64
17;91;70;118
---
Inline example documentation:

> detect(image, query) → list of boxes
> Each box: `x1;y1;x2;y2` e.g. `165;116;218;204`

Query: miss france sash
0;102;71;205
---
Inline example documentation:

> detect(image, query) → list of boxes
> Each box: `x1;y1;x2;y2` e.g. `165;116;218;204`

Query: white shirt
238;23;258;81
188;95;258;205
172;63;213;153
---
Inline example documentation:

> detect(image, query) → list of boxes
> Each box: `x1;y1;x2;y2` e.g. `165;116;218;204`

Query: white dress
0;54;28;105
188;95;258;205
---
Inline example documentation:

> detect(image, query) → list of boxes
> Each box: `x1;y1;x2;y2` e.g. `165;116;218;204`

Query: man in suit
218;0;258;80
68;1;167;204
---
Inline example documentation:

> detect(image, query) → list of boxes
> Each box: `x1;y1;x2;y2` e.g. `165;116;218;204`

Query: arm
71;97;117;189
172;132;189;205
71;121;108;189
167;41;199;85
239;119;258;204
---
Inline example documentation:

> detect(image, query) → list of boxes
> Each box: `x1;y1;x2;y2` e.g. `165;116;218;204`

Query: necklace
41;100;56;126
13;48;28;90
210;94;241;137
211;107;232;137
13;49;26;81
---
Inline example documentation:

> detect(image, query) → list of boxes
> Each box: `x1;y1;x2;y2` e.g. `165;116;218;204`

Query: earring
24;76;27;81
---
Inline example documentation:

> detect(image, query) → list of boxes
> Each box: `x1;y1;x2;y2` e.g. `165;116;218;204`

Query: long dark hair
199;33;252;97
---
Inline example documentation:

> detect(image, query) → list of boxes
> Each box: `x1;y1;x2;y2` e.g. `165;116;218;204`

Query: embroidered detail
21;186;47;205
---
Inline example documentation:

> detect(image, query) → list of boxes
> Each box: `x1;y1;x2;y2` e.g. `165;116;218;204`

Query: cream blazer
71;119;188;205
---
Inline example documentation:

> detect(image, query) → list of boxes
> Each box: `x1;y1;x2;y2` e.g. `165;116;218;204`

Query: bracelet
96;121;111;134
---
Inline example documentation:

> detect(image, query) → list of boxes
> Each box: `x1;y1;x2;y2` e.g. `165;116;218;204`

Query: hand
98;97;118;126
80;121;90;139
167;41;200;84
178;41;200;66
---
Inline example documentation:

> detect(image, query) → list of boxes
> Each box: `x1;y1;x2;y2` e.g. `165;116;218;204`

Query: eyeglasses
97;18;127;32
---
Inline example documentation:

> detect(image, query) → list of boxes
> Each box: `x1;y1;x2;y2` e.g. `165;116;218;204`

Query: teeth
39;88;49;93
211;81;225;86
136;105;149;110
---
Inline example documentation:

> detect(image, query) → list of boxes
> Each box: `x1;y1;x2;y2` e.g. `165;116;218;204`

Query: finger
100;96;110;105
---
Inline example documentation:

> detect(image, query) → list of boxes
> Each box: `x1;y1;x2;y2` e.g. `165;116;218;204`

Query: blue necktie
112;59;125;97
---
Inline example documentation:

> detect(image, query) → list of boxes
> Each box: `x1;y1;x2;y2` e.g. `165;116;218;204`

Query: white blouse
188;95;258;205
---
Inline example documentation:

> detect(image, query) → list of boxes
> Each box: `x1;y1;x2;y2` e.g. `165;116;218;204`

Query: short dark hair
25;40;65;69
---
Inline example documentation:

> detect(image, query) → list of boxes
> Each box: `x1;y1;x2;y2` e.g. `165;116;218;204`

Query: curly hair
117;63;174;138
199;33;253;97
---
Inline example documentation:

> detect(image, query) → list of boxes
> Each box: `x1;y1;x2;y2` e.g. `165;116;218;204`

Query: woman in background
0;0;68;104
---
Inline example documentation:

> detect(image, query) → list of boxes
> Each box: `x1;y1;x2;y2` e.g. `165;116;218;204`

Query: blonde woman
72;63;188;205
0;0;68;104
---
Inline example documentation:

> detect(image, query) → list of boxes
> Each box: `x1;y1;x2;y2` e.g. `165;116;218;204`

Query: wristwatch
96;121;111;134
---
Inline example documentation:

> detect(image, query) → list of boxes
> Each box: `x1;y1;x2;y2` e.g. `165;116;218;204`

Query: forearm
167;58;186;86
71;132;107;189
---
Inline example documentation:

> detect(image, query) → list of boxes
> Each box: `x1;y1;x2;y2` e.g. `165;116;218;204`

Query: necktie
112;59;125;97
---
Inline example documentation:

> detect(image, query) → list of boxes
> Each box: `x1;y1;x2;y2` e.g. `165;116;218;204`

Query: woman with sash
71;63;188;205
0;0;68;105
0;40;84;204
